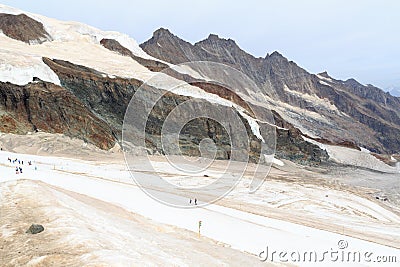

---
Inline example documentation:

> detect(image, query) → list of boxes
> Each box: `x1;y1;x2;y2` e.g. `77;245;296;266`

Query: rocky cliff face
41;56;327;164
0;13;51;44
141;29;400;154
43;57;141;135
42;58;269;163
0;80;115;149
272;111;329;164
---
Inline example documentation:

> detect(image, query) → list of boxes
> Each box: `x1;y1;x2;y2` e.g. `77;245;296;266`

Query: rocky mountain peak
318;71;331;79
269;51;283;58
204;33;235;43
266;51;288;63
140;28;194;64
344;78;362;87
152;27;173;38
196;33;238;50
148;27;188;46
207;33;219;39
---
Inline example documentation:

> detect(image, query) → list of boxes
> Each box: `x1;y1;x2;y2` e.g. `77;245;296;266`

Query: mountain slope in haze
0;4;331;165
0;4;398;169
141;29;400;154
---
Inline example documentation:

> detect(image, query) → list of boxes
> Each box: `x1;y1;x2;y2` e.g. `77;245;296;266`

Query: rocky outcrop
43;57;141;135
42;58;265;161
272;111;329;164
0;13;51;44
0;80;116;149
100;38;168;72
140;28;196;65
316;77;400;152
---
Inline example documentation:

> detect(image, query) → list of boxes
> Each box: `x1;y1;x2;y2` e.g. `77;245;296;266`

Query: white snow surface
264;154;284;166
0;4;154;60
303;136;399;173
0;4;161;85
283;83;340;114
316;74;333;83
237;110;265;142
1;179;263;266
0;45;61;85
319;80;331;86
0;150;399;266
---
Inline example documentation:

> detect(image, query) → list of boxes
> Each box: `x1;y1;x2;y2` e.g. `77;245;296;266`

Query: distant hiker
194;198;197;205
189;199;192;204
22;161;23;165
28;161;32;166
19;167;22;173
15;167;19;174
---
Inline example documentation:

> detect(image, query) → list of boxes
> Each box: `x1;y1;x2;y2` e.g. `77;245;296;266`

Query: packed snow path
0;151;399;266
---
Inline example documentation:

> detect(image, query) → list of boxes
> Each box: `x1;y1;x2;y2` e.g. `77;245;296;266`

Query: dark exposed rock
317;71;331;79
26;224;44;234
0;80;116;149
272;111;329;164
100;38;168;72
188;81;254;116
43;57;141;136
0;13;51;44
316;78;400;153
142;28;195;64
100;38;132;57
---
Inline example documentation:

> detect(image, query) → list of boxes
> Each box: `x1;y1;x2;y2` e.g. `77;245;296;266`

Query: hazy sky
2;0;399;90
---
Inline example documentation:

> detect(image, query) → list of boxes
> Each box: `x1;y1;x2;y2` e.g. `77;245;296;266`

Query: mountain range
0;4;399;166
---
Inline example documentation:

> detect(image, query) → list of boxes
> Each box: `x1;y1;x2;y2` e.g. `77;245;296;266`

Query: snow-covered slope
1;150;399;261
1;179;264;266
0;48;61;85
303;136;400;173
0;4;153;59
0;4;160;85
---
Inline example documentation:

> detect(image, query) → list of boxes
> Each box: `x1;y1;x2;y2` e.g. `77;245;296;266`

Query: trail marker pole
198;220;202;238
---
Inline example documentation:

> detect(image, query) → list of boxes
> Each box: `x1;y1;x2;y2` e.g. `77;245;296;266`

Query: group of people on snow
7;156;34;174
